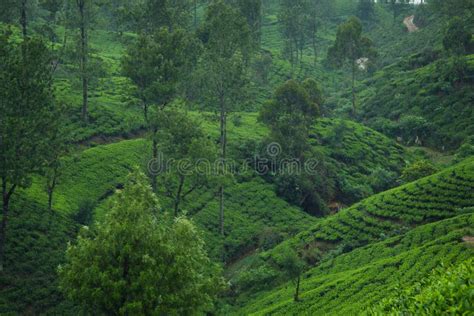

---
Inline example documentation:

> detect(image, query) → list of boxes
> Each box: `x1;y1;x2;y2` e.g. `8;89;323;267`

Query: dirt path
404;15;419;33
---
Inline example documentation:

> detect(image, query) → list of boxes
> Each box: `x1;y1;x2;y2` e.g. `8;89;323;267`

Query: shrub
400;160;438;183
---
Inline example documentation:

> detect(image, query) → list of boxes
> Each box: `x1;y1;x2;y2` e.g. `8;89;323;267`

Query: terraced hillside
369;255;474;314
227;158;474;306
0;196;77;314
237;212;474;315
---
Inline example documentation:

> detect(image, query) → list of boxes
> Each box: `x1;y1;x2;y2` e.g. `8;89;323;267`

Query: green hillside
1;0;472;314
237;212;474;315
227;158;474;306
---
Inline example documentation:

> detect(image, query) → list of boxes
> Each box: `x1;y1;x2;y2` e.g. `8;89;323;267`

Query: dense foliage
0;0;472;314
59;171;223;314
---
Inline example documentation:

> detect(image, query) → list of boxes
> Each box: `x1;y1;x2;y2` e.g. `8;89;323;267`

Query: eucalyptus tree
196;0;253;238
306;0;333;65
0;0;35;36
144;0;194;31
328;16;375;116
278;0;309;68
152;108;216;216
122;28;200;190
229;0;262;47
62;0;100;121
0;34;60;271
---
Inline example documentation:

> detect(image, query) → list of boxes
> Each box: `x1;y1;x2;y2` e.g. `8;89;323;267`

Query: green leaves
58;170;224;314
0;33;59;189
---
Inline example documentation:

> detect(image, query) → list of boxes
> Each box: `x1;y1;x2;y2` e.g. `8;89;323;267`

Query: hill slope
238;212;474;315
227;158;474;307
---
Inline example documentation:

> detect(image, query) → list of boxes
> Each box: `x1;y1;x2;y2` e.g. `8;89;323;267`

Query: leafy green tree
259;80;333;216
39;0;63;23
122;28;198;121
151;108;217;216
144;0;194;31
328;16;375;116
0;0;34;36
429;0;474;18
123;28;199;190
443;17;471;56
196;0;252;237
400;160;438;183
0;34;59;271
230;0;262;47
58;171;224;314
277;246;306;302
63;0;100;121
443;16;472;83
259;79;320;160
43;121;70;212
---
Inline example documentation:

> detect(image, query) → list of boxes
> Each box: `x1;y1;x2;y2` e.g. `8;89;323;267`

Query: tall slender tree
328;17;375;116
152;108;216;216
278;0;309;68
0;34;60;271
196;0;252;239
123;28;199;191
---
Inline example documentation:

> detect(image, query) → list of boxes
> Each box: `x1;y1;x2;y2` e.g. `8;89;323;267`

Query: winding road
404;15;419;33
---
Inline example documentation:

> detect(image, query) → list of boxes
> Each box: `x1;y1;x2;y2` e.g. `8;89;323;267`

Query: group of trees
121;0;255;239
0;1;245;311
258;79;336;216
278;0;332;67
328;16;375;116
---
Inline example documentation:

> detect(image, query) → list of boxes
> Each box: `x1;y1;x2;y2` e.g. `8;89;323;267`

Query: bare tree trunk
294;274;301;302
174;175;185;217
151;126;158;193
351;60;356;117
47;172;58;212
0;178;16;272
312;36;317;66
20;0;27;37
194;0;197;27
78;0;89;122
219;94;226;237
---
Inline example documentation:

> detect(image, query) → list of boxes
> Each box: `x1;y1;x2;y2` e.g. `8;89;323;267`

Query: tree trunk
294;274;301;302
47;174;57;212
151;126;158;193
0;179;16;272
174;175;185;217
20;0;27;37
312;34;317;66
351;60;356;117
219;94;226;237
79;0;88;122
144;103;148;122
194;0;197;28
